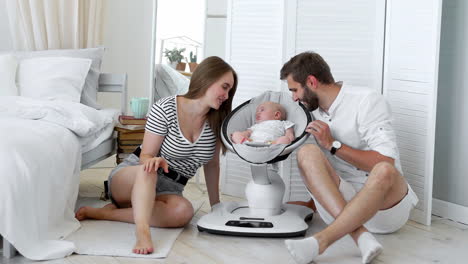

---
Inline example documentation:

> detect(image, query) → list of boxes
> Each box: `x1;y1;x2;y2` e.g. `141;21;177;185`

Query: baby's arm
272;127;295;145
231;129;252;144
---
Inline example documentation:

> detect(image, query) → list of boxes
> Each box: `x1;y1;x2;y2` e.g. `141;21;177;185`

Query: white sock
357;232;383;263
285;236;319;264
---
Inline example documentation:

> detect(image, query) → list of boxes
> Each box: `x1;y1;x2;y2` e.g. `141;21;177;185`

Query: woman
75;56;238;254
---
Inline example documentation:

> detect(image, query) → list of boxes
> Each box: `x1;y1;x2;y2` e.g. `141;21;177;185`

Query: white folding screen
383;0;443;225
281;0;387;202
221;0;285;197
291;0;386;92
222;0;443;226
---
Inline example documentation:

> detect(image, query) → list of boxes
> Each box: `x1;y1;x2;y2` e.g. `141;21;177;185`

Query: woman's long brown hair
183;56;238;153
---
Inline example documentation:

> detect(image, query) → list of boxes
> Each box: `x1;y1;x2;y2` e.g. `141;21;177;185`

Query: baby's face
255;103;280;122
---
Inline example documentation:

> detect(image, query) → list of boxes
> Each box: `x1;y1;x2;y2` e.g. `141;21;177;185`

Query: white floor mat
67;197;203;258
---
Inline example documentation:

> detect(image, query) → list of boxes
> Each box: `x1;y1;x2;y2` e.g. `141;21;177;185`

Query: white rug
67;197;203;258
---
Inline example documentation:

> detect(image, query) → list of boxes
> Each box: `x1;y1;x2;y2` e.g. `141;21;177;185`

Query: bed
0;50;127;260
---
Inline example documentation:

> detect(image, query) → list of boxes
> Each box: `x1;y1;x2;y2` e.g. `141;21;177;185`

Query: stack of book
115;115;147;164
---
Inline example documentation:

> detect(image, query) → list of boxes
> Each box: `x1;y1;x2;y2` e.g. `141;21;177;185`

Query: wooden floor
2;165;468;264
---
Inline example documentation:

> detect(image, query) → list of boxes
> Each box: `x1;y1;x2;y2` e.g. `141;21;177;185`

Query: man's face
287;75;319;111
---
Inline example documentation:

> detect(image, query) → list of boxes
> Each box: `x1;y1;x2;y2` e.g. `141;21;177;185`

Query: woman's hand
143;157;169;173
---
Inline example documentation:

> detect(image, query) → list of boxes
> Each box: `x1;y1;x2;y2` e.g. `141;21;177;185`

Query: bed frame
1;73;127;258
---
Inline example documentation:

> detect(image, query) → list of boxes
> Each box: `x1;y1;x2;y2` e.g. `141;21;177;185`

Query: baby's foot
133;227;154;255
285;236;319;264
358;232;383;263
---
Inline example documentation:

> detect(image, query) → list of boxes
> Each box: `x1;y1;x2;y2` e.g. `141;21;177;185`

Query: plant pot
169;61;178;69
188;62;198;72
176;62;186;71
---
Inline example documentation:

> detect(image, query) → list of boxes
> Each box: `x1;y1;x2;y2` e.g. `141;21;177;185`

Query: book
118;147;139;154
119;132;144;140
118;139;144;145
118;145;140;151
115;124;145;133
119;115;147;125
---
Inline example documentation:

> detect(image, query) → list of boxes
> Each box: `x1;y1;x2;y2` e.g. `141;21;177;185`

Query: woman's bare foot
75;203;117;221
133;226;154;254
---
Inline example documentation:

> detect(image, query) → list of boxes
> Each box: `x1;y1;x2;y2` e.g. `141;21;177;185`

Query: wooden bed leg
2;236;17;258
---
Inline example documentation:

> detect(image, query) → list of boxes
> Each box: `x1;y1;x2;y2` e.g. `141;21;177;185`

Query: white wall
433;0;468;207
0;0;13;51
99;0;154;112
204;0;227;59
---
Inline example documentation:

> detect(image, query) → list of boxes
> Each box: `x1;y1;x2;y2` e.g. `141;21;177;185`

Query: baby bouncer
197;91;314;237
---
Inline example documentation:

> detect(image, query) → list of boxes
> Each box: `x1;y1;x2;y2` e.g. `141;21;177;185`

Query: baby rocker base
197;201;313;238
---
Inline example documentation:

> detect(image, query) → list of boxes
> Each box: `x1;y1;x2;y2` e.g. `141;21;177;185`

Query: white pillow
14;47;105;109
0;54;18;96
18;57;92;102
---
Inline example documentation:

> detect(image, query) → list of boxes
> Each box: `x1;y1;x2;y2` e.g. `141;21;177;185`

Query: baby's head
255;101;287;123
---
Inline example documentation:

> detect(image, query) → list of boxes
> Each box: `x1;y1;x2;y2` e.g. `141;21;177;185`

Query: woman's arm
203;140;222;206
139;131;168;173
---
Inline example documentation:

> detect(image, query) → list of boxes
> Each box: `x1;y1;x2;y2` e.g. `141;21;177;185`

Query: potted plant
163;47;186;70
188;51;198;72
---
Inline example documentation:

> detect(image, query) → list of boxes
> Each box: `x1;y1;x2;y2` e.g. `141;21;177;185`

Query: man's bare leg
285;145;407;263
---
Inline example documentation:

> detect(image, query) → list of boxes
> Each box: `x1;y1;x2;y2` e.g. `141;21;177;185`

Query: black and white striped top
145;96;217;179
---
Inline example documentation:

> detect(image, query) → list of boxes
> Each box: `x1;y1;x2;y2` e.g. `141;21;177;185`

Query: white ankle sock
285;236;319;264
357;232;383;263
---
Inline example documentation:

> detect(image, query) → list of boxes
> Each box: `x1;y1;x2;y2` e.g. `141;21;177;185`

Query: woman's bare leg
75;165;194;254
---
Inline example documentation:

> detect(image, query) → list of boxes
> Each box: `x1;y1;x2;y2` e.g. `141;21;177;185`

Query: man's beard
302;85;319;111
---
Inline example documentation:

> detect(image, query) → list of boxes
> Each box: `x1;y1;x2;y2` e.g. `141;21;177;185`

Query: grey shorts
107;154;185;206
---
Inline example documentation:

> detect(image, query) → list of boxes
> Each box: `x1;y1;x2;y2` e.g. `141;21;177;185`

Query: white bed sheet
0;96;117;260
79;108;120;153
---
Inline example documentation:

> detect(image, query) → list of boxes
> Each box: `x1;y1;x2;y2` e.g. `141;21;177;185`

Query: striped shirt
145;96;217;179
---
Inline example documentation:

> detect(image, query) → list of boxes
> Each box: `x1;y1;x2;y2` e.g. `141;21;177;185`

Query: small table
114;123;146;164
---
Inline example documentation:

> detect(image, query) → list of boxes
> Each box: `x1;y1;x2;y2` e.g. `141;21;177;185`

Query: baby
231;101;295;145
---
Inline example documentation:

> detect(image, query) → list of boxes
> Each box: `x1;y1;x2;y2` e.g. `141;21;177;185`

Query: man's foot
75;203;117;221
287;199;317;212
285;236;319;264
133;226;154;254
357;232;383;263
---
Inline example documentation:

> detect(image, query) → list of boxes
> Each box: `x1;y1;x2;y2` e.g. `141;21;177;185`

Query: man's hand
305;120;334;150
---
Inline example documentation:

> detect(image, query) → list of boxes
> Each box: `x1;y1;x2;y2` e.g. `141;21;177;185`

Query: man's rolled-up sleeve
357;93;399;160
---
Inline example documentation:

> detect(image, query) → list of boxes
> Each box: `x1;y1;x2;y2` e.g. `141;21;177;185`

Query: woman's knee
135;165;158;182
164;198;194;227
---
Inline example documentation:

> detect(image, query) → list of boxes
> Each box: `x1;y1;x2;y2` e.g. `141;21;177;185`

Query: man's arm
306;120;394;172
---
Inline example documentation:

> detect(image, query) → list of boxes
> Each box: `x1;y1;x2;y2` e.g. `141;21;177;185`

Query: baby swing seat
197;91;314;237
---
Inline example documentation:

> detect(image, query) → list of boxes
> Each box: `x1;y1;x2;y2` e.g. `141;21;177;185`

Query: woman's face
205;71;235;109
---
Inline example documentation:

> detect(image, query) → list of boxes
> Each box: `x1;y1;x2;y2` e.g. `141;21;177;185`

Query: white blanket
0;96;115;260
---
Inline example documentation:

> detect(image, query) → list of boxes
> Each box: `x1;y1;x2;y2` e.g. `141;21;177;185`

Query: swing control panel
226;217;274;228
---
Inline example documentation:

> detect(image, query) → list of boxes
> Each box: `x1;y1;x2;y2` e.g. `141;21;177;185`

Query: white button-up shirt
311;82;402;184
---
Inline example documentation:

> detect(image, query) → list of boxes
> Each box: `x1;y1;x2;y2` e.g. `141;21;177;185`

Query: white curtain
5;0;105;51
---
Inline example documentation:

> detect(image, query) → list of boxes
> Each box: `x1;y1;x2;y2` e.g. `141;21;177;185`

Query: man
280;52;419;264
